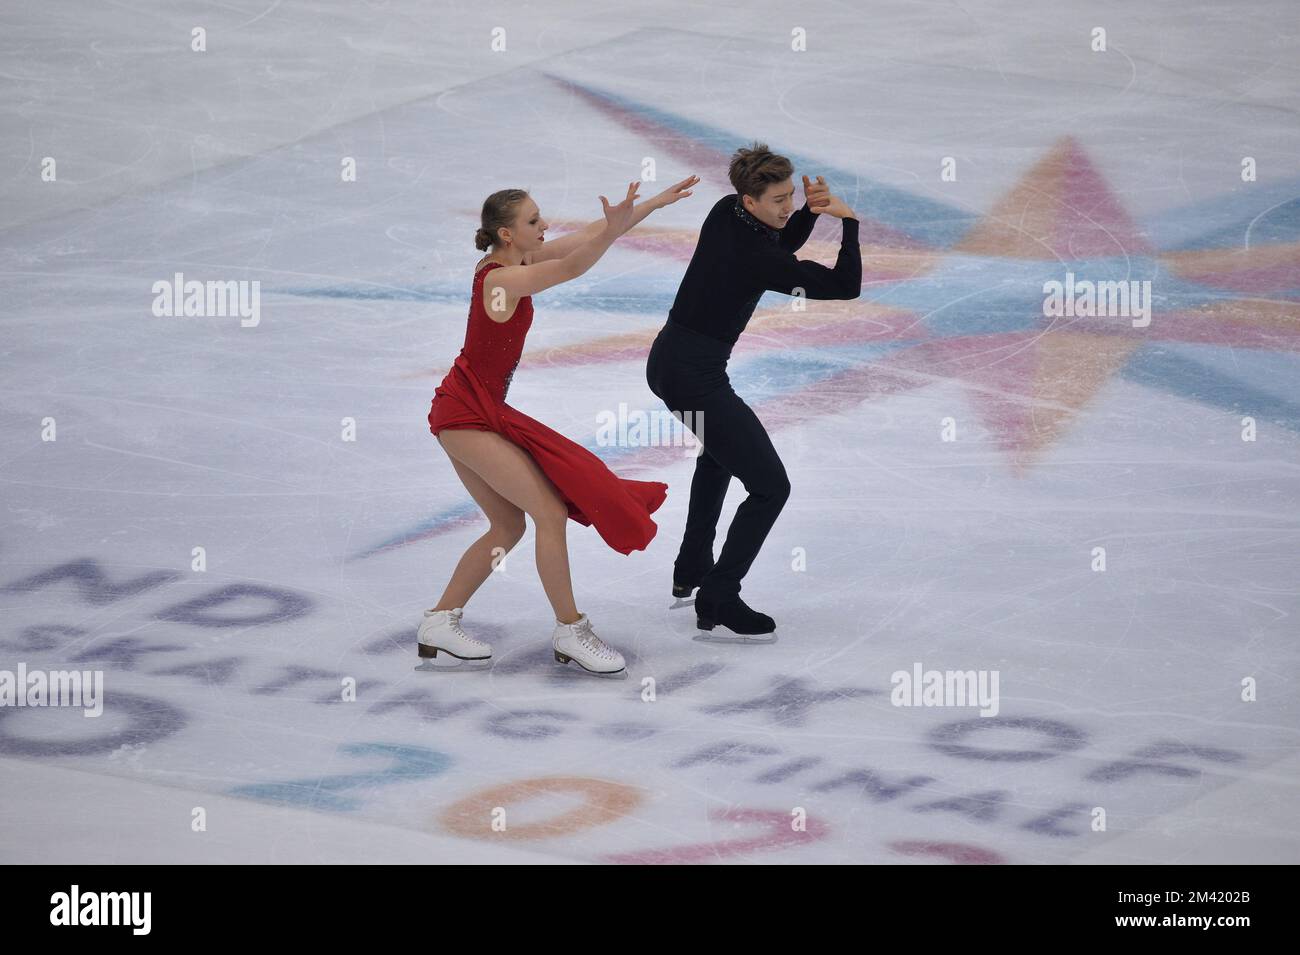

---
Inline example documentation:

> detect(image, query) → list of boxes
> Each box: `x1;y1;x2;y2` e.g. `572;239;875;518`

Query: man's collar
732;194;780;242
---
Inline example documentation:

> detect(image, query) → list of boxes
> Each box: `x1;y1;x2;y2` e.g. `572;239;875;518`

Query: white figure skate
416;607;492;670
552;613;626;678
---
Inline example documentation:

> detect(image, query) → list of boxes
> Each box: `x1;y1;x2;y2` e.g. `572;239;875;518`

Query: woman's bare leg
436;429;581;624
430;453;527;611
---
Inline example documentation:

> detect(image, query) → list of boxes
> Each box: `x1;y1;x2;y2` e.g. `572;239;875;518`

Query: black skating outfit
646;193;861;631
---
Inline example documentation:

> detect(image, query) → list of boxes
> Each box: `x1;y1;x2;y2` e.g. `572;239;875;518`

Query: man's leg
649;328;731;587
675;444;730;584
694;387;791;600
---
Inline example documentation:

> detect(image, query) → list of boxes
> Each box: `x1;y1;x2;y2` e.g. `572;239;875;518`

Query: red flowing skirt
428;355;668;555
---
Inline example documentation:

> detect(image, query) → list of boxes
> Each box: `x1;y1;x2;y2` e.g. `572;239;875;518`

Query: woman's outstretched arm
527;175;698;264
487;182;641;302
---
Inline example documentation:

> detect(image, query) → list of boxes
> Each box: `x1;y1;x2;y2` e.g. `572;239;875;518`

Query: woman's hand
650;174;699;209
600;181;642;235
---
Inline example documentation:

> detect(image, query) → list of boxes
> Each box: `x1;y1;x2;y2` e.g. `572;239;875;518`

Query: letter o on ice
438;776;643;840
927;717;1087;762
0;691;187;756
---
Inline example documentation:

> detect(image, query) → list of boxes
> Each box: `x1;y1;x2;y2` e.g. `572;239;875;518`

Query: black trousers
646;320;791;599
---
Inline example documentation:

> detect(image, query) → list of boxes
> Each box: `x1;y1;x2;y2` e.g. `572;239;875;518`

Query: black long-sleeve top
666;193;862;345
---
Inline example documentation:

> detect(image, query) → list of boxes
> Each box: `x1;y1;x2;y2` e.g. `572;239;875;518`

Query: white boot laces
444;608;484;648
574;617;614;660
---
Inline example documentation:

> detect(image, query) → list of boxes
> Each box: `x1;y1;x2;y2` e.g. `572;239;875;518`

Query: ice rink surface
2;1;1298;863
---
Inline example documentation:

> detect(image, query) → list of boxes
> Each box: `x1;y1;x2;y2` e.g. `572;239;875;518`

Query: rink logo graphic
596;403;703;456
1042;271;1151;328
891;663;999;717
151;272;261;327
0;664;103;717
1;556;1251;854
49;885;150;935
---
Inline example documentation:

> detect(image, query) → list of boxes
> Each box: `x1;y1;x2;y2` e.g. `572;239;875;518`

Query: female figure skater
420;175;700;676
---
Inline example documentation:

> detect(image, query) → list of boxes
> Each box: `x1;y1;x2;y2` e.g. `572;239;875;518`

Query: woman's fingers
615;182;636;207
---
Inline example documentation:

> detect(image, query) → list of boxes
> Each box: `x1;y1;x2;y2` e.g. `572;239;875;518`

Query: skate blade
669;595;696;610
692;629;778;645
414;658;492;672
553;651;628;679
415;646;492;672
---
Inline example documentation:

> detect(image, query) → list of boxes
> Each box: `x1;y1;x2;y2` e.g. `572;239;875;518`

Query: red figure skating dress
428;261;667;555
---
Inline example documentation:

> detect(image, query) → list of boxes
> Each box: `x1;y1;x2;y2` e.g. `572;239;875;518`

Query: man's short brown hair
728;141;794;199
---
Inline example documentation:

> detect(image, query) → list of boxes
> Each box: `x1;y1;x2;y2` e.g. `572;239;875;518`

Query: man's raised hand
803;174;830;212
803;174;854;219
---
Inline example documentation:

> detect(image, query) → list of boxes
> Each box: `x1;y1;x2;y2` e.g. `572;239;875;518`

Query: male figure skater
646;142;861;636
